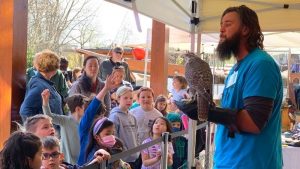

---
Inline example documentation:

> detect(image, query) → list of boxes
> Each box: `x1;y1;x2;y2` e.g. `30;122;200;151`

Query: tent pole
187;1;200;169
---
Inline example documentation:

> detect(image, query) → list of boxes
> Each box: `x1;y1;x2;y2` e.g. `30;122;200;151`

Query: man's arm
237;96;274;134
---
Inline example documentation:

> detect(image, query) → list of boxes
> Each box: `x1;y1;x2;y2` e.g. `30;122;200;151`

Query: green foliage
26;48;35;68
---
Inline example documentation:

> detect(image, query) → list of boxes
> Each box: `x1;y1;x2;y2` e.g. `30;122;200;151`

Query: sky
91;0;152;45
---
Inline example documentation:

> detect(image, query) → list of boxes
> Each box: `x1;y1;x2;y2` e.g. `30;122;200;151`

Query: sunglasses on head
42;151;60;160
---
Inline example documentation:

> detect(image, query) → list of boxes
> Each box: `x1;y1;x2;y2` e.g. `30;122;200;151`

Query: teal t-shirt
214;48;283;169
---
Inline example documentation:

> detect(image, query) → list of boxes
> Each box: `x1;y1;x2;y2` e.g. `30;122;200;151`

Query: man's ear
242;25;249;36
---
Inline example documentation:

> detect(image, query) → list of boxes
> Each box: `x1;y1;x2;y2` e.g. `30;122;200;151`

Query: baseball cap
113;47;124;54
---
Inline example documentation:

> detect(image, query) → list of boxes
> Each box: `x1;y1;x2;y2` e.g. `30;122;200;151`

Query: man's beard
216;31;241;61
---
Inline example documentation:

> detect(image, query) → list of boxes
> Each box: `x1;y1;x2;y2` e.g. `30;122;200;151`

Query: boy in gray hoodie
109;86;139;167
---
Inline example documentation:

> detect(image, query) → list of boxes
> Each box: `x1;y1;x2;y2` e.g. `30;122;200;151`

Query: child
130;87;163;145
42;90;89;164
109;86;139;166
85;117;131;168
110;65;133;108
77;73;119;165
41;136;108;169
166;113;188;169
154;95;168;116
0;131;42;169
41;136;64;169
169;75;188;102
141;117;174;169
85;117;114;162
24;114;55;138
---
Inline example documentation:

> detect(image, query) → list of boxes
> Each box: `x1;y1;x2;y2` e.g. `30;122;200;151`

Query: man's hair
24;114;52;133
222;5;264;51
41;136;60;150
60;58;69;71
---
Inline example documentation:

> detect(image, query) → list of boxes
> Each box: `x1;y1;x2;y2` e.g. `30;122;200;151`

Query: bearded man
212;5;283;169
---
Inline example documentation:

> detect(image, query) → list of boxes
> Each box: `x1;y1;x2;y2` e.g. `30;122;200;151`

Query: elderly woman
69;55;111;114
20;50;63;122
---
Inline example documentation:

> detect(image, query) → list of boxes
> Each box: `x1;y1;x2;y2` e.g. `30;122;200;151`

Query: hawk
183;53;213;121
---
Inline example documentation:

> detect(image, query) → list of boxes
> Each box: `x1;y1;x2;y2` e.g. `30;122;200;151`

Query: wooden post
0;0;28;148
150;20;169;97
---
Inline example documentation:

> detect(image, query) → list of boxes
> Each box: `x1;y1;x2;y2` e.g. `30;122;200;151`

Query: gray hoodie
109;107;139;162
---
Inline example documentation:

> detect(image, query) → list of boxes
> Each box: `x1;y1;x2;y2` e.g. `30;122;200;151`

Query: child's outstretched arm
96;73;119;101
41;89;67;125
79;74;119;134
41;89;50;106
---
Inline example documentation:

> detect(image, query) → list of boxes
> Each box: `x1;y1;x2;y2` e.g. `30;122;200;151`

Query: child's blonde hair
24;114;52;133
116;86;133;98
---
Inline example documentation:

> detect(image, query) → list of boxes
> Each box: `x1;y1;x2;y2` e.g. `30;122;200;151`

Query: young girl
85;117;131;168
109;86;139;166
130;87;163;145
170;75;188;102
141;117;174;169
154;95;168;116
24;114;56;138
77;73;119;165
0;131;42;169
85;117;115;162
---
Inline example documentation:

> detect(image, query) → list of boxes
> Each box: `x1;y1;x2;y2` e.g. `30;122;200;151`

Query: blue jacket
20;72;63;121
77;98;102;165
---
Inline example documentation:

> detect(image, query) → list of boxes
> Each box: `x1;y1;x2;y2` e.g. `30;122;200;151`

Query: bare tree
111;12;134;46
66;17;97;48
27;0;100;56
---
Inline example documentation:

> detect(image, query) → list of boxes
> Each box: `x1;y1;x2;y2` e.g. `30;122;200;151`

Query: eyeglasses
42;151;60;160
115;52;122;54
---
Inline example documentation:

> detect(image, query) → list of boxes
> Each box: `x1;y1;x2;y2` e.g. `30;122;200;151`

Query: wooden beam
0;0;27;148
150;20;169;97
126;59;184;76
75;49;185;76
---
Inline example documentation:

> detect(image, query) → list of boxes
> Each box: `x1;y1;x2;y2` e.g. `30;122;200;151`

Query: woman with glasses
99;46;136;86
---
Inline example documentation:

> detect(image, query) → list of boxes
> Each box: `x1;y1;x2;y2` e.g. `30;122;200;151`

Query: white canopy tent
105;1;300;168
106;0;300;33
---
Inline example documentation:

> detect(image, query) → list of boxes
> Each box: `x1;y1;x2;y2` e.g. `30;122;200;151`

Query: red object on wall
132;48;145;60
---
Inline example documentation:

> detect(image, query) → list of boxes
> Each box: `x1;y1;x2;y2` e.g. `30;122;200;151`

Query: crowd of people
0;5;285;169
1;45;200;169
